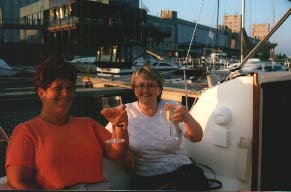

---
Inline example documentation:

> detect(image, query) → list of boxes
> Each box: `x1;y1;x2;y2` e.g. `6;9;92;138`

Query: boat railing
170;57;204;68
171;57;234;70
0;126;10;143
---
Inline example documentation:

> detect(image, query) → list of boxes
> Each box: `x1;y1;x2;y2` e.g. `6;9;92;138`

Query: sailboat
185;4;291;191
208;0;289;86
103;4;291;192
202;0;229;70
0;59;18;77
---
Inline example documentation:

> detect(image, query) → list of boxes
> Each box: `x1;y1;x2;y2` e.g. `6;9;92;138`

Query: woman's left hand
171;104;203;142
172;104;189;124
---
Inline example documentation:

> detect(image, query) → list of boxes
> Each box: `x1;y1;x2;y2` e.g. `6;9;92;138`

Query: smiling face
131;66;164;104
133;73;161;105
38;79;75;115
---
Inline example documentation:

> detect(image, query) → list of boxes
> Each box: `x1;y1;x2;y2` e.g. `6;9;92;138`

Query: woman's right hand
101;105;128;128
121;150;135;174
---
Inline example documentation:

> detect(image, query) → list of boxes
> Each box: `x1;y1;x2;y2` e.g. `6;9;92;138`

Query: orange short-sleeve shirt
5;116;111;190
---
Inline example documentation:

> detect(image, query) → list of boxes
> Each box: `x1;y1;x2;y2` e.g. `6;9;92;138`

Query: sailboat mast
272;0;275;26
216;0;220;51
240;0;245;62
239;7;291;68
140;0;143;43
271;0;276;60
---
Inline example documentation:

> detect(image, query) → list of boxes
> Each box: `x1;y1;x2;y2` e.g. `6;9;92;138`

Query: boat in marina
0;59;18;77
204;0;289;86
132;49;165;66
134;58;179;72
185;6;291;191
207;57;289;86
204;50;229;69
0;59;34;88
95;43;145;77
102;5;291;192
228;58;288;73
133;49;179;71
96;45;180;78
96;66;134;77
65;56;96;73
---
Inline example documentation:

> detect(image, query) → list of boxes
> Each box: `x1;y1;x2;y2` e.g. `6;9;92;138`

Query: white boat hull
187;71;291;190
96;67;134;77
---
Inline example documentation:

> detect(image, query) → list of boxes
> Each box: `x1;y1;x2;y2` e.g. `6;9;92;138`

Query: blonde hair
131;65;164;101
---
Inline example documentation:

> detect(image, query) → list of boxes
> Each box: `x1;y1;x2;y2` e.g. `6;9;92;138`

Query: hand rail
0;126;10;143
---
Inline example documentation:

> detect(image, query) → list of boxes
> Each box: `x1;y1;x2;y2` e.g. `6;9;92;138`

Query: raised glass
101;96;125;144
164;102;181;141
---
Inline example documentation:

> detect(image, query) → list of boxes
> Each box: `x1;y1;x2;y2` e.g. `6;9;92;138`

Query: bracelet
115;124;124;128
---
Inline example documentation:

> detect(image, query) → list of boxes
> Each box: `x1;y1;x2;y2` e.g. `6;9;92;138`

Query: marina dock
80;75;207;102
1;72;207;103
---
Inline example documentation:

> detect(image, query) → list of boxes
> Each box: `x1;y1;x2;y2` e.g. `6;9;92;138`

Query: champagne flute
164;102;180;141
101;96;125;144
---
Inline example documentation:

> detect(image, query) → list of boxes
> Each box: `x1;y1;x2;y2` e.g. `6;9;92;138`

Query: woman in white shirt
106;65;206;190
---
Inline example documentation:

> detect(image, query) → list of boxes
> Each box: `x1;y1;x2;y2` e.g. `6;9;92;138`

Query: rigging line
249;0;252;35
159;68;181;75
184;0;205;63
216;0;220;50
183;0;205;110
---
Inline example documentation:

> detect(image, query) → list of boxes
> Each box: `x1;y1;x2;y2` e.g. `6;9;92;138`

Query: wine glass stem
170;121;172;137
112;125;116;141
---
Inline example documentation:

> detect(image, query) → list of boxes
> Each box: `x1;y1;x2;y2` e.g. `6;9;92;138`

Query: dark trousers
132;163;208;190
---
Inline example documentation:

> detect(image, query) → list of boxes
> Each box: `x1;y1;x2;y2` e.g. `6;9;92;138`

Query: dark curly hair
33;54;77;90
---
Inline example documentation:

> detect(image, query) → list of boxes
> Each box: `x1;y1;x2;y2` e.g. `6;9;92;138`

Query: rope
183;0;205;109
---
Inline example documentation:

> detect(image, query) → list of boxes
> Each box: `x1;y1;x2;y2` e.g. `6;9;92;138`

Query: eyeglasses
135;83;159;90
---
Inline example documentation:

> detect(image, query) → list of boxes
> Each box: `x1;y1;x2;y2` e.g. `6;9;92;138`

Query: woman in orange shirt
5;54;129;190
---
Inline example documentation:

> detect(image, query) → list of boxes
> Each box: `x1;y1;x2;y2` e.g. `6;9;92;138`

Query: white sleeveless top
106;100;192;176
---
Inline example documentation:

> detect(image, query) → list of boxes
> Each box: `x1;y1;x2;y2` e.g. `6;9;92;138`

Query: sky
141;0;291;56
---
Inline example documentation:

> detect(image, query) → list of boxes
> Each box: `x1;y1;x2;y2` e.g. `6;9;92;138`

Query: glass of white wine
101;96;125;144
164;102;180;141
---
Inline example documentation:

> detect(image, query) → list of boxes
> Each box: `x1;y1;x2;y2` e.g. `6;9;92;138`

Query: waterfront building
1;0;276;63
0;0;39;42
176;18;233;57
44;0;146;57
20;0;49;43
223;14;242;33
149;10;235;58
252;23;270;40
146;11;174;53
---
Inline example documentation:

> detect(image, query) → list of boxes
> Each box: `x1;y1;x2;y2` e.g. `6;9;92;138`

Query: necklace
138;102;159;117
